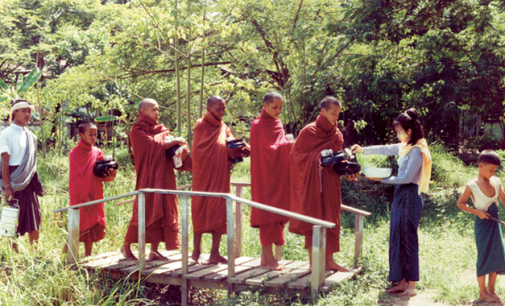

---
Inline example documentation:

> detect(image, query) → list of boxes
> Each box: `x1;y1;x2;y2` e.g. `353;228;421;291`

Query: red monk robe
289;114;343;255
69;140;107;243
191;111;233;234
250;108;291;246
124;114;192;249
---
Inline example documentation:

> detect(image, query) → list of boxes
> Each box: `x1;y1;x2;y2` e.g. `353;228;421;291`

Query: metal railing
54;182;371;303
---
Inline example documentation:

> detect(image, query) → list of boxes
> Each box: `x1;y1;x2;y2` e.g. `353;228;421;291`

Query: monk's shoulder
298;122;317;136
193;118;206;133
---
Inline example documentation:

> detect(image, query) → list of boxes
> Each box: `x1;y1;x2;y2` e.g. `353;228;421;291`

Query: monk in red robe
191;95;250;264
289;96;358;271
122;99;192;260
250;91;292;271
68;122;116;257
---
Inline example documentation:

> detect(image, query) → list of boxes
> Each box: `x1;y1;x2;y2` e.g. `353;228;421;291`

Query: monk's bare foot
120;245;137;261
208;254;227;264
266;260;285;271
479;293;496;302
402;288;417;297
326;260;349;272
149;251;168;261
62;244;68;254
191;251;208;265
387;282;408;294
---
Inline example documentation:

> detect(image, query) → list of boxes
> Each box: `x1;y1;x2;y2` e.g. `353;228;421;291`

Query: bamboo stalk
186;0;193;148
175;0;181;135
199;0;207;118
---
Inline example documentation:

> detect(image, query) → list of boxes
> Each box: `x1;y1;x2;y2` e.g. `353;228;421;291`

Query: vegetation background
1;0;505;305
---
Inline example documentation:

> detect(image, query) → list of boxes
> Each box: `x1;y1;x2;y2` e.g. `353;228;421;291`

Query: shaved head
138;98;158;113
78;122;97;135
319;96;342;111
207;95;225;107
263;91;283;105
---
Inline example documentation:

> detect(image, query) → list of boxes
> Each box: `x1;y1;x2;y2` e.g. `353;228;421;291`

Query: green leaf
0;78;8;92
0;95;9;103
16;73;24;92
18;67;43;95
95;115;120;122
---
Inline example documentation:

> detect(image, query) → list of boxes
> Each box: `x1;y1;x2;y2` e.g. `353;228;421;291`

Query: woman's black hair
392;108;424;145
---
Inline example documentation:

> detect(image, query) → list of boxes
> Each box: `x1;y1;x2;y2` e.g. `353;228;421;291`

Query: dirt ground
377;290;504;306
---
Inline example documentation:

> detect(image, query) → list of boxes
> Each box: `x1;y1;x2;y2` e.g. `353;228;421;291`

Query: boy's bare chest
475;180;496;198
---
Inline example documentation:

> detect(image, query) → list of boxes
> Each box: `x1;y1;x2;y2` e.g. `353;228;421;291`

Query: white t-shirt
468;176;501;211
0;123;33;166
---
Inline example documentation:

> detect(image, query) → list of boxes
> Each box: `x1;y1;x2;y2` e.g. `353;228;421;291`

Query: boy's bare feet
488;290;502;302
479;293;497;302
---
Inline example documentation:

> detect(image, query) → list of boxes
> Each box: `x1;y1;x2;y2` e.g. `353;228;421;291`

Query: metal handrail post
181;195;189;306
311;225;326;298
354;214;364;267
226;198;235;294
138;192;146;271
234;186;243;258
67;208;80;264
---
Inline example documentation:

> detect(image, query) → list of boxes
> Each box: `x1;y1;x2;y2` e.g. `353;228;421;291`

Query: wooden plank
167;255;212;278
142;254;208;276
120;253;183;274
320;267;361;292
287;270;334;290
185;257;255;281
229;260;291;284
264;264;310;288
82;254;125;269
204;258;262;282
79;251;121;263
245;261;306;286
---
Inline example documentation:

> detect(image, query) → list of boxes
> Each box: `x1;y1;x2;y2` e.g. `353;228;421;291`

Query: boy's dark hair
78;122;97;135
478;149;501;166
319;96;342;111
264;91;283;105
392;108;424;145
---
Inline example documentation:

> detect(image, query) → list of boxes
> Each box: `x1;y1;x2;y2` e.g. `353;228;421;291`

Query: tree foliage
1;0;504;147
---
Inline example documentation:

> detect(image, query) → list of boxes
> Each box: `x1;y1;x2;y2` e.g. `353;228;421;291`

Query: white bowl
363;167;392;178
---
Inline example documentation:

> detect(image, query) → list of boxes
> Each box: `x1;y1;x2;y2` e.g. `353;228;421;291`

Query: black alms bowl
93;158;119;178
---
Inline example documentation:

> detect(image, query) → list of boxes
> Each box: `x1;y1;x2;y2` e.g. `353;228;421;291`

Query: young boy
250;91;292;270
67;122;116;257
457;149;505;302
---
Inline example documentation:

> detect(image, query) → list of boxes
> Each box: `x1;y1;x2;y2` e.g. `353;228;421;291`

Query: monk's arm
1;152;13;200
456;185;489;219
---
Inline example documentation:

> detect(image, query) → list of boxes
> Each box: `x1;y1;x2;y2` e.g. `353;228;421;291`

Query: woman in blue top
352;108;432;297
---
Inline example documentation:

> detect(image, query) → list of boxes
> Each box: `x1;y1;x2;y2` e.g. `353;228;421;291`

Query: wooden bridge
54;183;371;305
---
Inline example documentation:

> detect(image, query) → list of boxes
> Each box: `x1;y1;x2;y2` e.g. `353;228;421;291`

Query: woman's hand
344;173;360;182
365;175;382;182
476;210;490;220
351;144;364;154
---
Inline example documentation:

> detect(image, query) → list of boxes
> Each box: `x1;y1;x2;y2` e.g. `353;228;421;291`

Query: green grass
1;144;505;305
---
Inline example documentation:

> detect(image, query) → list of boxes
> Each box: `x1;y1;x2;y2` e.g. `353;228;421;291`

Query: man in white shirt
0;100;43;250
